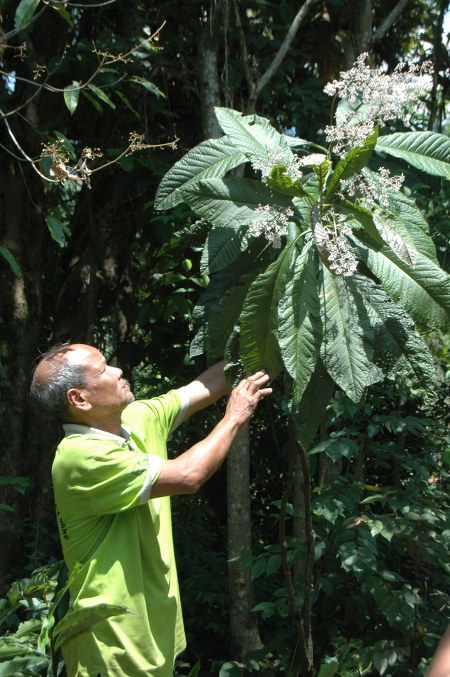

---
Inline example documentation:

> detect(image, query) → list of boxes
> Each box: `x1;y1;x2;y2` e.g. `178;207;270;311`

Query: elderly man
31;344;271;677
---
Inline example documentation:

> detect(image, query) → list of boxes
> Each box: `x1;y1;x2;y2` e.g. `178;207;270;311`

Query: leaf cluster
156;105;450;448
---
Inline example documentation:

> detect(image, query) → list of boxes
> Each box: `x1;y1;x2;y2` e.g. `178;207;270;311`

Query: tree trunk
0;151;51;588
227;424;263;659
198;2;224;139
197;3;263;658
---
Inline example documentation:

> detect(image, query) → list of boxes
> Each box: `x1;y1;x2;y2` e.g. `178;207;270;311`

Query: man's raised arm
151;371;271;499
176;360;231;420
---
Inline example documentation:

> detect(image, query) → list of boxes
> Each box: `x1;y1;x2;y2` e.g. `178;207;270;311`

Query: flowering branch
41;132;178;187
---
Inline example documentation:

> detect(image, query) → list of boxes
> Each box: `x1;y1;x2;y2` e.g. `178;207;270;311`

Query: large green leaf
215;107;293;165
289;360;335;450
205;280;251;360
355;276;436;400
180;177;295;229
155;136;246;210
200;226;249;274
193;245;270;358
371;217;418;267
278;242;321;402
240;241;298;377
356;237;450;330
349;169;438;264
53;603;130;652
379;188;438;262
319;268;381;402
325;128;378;198
376;132;450;180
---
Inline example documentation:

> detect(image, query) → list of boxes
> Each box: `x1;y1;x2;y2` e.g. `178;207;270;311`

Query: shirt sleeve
61;439;164;516
123;389;190;441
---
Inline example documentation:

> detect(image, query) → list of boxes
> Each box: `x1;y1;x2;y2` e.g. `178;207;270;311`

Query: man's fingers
239;371;272;402
243;370;270;388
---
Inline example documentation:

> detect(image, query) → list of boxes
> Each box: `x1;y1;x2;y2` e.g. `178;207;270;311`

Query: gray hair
30;344;88;421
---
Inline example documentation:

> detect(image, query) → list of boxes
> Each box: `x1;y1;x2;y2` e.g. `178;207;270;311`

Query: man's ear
66;388;91;411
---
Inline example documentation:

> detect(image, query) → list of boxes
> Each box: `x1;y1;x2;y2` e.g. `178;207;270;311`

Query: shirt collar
62;423;132;444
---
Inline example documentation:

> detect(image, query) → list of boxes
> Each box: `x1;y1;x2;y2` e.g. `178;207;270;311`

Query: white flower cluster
324;53;433;151
342;166;405;209
313;211;358;277
249;204;294;248
251;148;303;182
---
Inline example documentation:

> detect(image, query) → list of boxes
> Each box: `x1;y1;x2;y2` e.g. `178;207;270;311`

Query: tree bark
197;2;263;657
350;0;373;58
227;424;263;659
198;2;224;139
0;151;49;588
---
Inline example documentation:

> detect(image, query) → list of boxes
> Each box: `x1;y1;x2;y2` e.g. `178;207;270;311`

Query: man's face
66;345;135;414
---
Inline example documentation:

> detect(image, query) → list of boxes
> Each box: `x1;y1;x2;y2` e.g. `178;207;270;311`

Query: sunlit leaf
356;237;450;330
180;177;295;229
376;131;450;180
215;107;293;166
64;82;80;115
326;127;378;197
155;137;246;210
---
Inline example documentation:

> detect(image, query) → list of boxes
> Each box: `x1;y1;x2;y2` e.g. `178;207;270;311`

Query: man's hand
224;371;272;426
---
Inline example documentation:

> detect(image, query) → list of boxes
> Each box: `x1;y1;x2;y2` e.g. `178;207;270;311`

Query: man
429;626;450;677
30;344;271;677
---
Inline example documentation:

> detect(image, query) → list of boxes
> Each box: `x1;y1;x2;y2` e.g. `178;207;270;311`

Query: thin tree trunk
0;154;47;588
198;2;224;139
198;2;263;658
282;421;314;677
227;424;263;659
293;449;306;582
350;0;373;58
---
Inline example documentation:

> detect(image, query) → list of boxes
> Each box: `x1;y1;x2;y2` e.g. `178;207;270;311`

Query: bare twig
372;0;410;44
247;0;321;112
0;108;60;182
232;0;253;93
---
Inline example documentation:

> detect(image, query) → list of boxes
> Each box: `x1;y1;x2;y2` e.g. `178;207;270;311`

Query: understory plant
0;562;130;676
156;54;450;675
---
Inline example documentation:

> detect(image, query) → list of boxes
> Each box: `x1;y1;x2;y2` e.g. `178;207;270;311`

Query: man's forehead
64;344;104;366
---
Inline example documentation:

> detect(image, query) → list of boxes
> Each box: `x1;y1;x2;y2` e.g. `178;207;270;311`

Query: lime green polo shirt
52;390;188;677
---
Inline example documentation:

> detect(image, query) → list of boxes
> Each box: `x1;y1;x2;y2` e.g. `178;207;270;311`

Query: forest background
0;0;449;675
